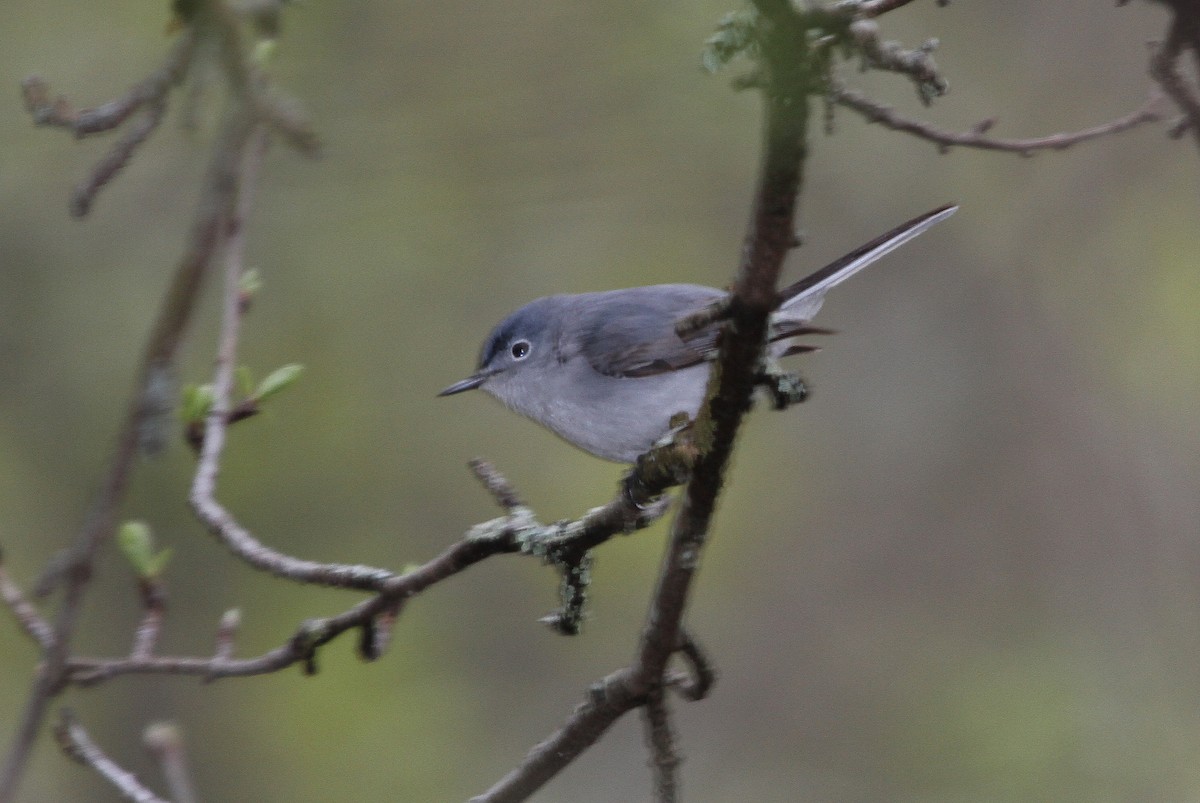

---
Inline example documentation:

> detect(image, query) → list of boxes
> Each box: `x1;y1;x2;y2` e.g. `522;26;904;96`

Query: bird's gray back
562;284;726;378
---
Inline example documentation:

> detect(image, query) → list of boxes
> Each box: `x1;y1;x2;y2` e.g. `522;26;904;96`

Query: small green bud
117;521;172;579
252;39;278;67
254;364;304;402
180;383;214;424
238;269;263;297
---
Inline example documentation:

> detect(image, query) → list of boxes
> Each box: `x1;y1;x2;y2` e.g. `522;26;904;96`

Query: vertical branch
1150;5;1200;155
636;0;811;682
474;4;816;800
643;686;681;802
129;580;168;660
0;43;257;803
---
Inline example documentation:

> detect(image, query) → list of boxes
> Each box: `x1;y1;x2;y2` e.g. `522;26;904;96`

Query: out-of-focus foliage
1;1;1198;800
116;521;172;580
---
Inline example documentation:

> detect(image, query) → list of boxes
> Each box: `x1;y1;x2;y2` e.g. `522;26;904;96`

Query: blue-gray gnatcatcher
440;205;956;462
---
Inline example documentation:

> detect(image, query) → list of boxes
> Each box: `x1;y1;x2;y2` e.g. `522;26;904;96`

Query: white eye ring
510;340;531;360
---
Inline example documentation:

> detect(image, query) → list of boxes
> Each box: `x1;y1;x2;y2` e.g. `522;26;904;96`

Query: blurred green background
2;1;1199;800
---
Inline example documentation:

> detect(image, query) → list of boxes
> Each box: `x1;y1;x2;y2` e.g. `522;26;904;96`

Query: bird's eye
510;340;531;360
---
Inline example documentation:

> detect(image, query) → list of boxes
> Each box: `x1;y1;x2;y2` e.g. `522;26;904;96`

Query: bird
440;204;957;462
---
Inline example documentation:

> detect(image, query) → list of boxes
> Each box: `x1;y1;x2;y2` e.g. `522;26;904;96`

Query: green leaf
238;268;263;297
255;364;304;402
143;547;173;578
236;365;256;399
180;383;214;424
117;521;171;579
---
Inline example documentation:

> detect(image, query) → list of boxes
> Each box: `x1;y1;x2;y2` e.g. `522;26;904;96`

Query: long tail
779;204;957;321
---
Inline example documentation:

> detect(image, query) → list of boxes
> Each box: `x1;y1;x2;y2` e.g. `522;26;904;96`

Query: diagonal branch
54;711;167;803
0;554;55;651
832;83;1163;154
21;32;197;218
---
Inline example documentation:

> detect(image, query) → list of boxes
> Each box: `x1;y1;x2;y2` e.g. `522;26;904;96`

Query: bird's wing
573;285;724;378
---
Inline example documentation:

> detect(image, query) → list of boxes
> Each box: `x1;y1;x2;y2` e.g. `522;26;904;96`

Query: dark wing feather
573;285;724;378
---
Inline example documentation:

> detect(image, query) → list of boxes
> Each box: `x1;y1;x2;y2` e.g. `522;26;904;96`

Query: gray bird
440;205;956;462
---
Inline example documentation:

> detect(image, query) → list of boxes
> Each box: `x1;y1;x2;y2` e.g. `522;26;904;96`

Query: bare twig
847;17;946;102
665;630;716;702
0;553;55;650
62;475;669;686
213;608;240;661
21;32;197;218
54;711;167;803
20;32;195;135
70;99;169;218
184;127;415;591
469;458;525;511
833;83;1163;154
130;580;167;660
143;723;198;803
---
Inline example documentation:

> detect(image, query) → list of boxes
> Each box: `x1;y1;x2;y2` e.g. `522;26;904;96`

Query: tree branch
643;686;681;803
0;5;308;798
54;711;167;803
129;579;167;661
0;553;55;651
474;0;816;797
143;723;198;803
1149;5;1200;154
832;83;1163;154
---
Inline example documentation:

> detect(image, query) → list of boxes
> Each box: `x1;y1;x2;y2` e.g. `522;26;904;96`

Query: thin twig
468;458;525;510
0;555;55;650
832;83;1163;154
70;100;168;218
54;711;167;803
20;32;198;218
129;580;167;660
143;723;198;803
20;32;195;134
847;17;946;102
665;630;716;702
184;126;407;590
213;608;240;661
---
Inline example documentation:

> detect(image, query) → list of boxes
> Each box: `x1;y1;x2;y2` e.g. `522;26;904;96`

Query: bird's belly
537;366;710;462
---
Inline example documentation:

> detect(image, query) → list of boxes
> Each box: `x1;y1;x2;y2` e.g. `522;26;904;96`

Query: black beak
438;373;487;397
